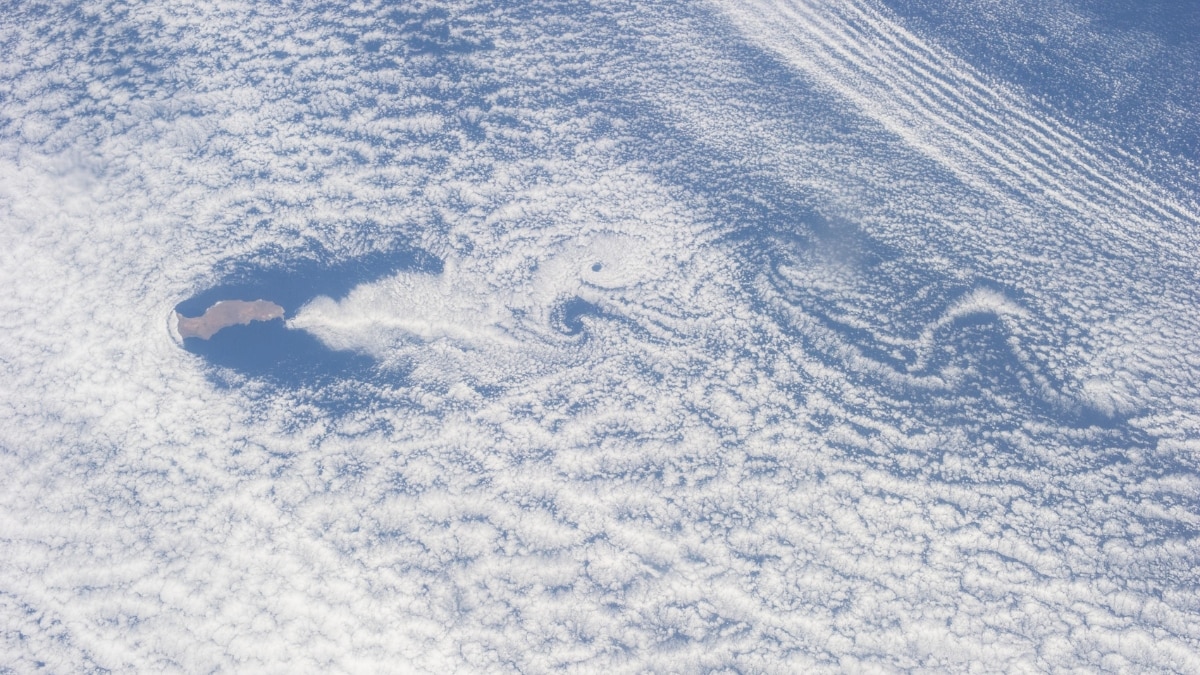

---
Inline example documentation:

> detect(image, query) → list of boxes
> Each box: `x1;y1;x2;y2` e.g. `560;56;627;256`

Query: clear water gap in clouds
1;0;1199;671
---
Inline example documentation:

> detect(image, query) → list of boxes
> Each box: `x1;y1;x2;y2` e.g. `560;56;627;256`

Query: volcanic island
175;299;285;340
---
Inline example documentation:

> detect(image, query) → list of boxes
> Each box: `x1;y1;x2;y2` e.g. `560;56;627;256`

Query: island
176;299;285;340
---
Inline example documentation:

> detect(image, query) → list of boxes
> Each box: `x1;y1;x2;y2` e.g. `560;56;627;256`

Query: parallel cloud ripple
2;0;1199;671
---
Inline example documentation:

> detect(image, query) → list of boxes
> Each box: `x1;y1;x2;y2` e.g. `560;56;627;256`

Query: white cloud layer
2;0;1199;671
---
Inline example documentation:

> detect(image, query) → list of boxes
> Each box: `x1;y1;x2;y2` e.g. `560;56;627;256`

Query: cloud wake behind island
2;0;1200;671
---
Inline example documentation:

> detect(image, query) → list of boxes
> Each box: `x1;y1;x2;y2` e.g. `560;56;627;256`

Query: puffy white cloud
1;0;1199;672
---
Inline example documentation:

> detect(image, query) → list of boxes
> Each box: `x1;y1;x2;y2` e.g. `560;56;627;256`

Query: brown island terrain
176;299;285;340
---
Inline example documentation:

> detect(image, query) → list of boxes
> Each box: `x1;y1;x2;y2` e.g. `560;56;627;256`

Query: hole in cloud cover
174;244;441;386
552;296;604;336
7;0;1200;671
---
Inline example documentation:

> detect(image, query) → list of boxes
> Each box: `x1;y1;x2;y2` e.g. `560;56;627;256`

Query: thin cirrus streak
713;0;1196;248
3;0;1200;671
